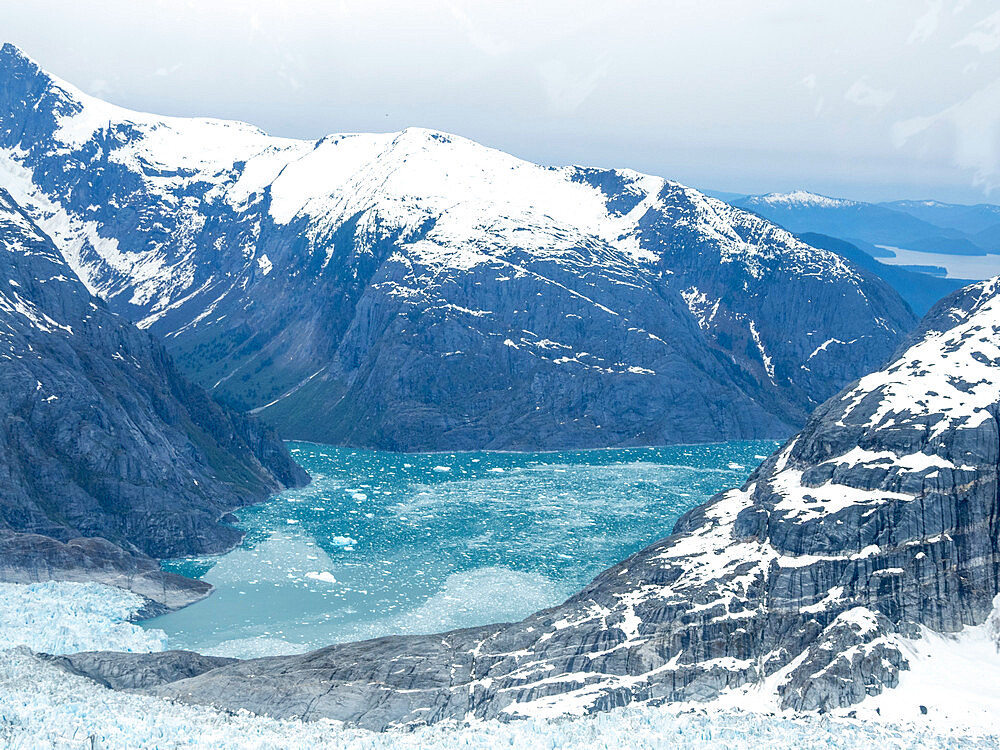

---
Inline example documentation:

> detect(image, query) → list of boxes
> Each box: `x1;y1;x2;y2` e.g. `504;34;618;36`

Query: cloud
908;0;944;44
955;9;1000;53
153;63;182;77
893;78;1000;193
844;77;895;108
87;78;115;96
448;3;509;57
539;58;609;116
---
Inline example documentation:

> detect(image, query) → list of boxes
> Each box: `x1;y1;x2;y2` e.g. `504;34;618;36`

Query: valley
2;27;1000;750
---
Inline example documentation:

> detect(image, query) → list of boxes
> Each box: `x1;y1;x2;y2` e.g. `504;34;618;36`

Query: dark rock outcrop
798;232;970;316
43;650;237;690
64;276;1000;728
0;531;210;616
0;43;917;450
0;187;306;600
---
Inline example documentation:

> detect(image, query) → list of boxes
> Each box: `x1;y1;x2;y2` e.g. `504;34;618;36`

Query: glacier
0;581;996;748
0;582;165;655
0;583;1000;750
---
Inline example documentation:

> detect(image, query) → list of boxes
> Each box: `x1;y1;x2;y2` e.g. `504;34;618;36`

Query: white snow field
0;581;998;748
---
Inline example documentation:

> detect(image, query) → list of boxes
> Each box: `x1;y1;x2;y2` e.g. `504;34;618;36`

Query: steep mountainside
0;188;306;607
737;191;986;256
799;232;970;316
62;275;1000;727
0;44;915;449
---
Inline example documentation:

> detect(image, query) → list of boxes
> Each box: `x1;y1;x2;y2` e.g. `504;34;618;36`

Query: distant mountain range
0;44;916;450
884;199;1000;252
735;190;997;256
723;190;1000;315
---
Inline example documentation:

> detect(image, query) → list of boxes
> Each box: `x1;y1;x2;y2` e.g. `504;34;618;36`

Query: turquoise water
144;441;777;657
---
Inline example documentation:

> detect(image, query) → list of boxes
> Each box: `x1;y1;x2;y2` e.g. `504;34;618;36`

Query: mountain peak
0;41;29;61
748;190;857;208
0;41;45;79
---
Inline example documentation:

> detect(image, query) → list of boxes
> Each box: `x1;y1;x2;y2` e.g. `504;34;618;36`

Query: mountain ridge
0;42;917;450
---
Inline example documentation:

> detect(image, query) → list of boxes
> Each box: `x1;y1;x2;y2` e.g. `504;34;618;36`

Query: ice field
0;582;997;749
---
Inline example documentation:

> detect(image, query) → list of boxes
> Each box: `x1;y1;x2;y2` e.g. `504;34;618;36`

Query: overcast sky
3;0;1000;203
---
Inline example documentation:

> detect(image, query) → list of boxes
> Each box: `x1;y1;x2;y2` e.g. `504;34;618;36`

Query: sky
2;0;1000;204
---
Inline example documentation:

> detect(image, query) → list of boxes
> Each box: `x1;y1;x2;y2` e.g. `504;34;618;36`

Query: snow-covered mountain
742;190;859;210
0;44;916;449
59;274;1000;728
0;187;306;611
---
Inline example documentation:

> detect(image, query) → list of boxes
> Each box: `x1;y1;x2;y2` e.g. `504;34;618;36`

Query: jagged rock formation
0;187;307;608
0;43;916;450
57;276;1000;727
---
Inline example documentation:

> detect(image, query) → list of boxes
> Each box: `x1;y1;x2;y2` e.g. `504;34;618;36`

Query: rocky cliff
0;43;916;450
0;188;307;610
57;275;1000;726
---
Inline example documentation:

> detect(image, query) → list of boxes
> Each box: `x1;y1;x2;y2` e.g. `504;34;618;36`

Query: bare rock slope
0;43;916;450
0;188;307;611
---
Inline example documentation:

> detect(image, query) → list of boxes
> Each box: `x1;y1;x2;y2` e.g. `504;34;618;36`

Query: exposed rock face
0;44;916;450
0;187;306;597
798;232;969;316
63;276;1000;728
0;531;210;616
45;650;238;691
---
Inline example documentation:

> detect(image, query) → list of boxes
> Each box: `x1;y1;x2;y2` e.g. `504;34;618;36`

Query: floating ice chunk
351;492;368;501
433;465;451;472
305;571;338;584
331;536;357;546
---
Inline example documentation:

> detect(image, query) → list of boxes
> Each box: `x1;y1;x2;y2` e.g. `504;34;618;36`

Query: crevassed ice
0;647;995;750
0;581;166;654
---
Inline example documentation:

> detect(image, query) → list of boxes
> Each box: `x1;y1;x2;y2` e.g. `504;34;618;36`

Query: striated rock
776;608;908;712
0;185;306;599
43;650;237;691
0;44;916;450
61;276;1000;728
